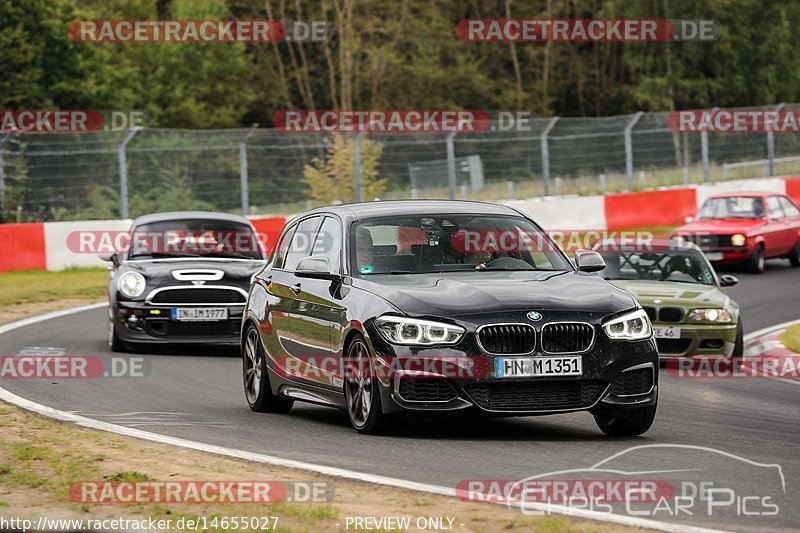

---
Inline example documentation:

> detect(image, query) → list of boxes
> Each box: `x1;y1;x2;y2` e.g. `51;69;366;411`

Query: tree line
3;0;800;128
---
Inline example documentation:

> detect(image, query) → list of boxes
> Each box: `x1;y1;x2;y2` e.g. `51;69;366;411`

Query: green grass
779;324;800;353
105;471;150;482
0;267;108;309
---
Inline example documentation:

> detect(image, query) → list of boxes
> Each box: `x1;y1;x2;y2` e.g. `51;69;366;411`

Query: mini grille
658;307;683;323
463;380;605;411
146;319;240;337
610;368;654;396
397;378;458;402
541;323;594;353
150;288;245;304
477;324;536;354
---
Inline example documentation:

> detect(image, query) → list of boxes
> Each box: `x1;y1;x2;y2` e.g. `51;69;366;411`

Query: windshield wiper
206;253;261;260
130;252;201;259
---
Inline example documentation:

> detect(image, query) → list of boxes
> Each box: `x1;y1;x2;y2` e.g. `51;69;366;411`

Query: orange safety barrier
605;189;697;230
0;223;46;273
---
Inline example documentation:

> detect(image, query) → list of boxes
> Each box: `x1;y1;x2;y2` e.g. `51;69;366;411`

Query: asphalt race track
2;262;799;532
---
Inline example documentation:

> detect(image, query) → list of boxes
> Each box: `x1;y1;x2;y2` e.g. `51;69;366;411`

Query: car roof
593;238;702;253
131;211;252;227
706;191;780;199
297;200;520;221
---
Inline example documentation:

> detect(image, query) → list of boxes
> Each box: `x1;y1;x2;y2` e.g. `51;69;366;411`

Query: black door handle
291;283;302;295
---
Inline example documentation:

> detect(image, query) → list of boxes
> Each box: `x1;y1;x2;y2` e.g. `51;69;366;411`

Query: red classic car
672;192;800;273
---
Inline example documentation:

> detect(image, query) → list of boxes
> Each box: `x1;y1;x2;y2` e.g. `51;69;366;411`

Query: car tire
747;244;766;274
108;309;127;353
243;324;293;414
732;317;744;358
343;335;393;435
789;241;800;268
594;403;657;437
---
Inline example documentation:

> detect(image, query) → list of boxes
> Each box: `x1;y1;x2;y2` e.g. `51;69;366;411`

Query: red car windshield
697;196;765;220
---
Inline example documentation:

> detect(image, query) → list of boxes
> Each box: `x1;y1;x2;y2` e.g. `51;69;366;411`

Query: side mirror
574;250;606;273
295;255;340;281
719;274;739;287
684;216;694;224
99;253;120;266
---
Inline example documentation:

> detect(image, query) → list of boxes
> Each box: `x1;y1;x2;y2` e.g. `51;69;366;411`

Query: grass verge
0;403;648;532
779;324;800;353
0;268;108;324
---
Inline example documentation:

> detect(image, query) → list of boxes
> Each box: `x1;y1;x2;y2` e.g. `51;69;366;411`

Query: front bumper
366;318;659;417
113;301;244;345
653;323;738;358
697;246;752;265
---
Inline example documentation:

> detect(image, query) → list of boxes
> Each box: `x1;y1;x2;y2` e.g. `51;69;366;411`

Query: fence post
239;123;258;215
354;132;363;202
541;117;559;196
701;107;717;184
624;111;644;191
767;102;784;176
0;133;8;216
118;130;138;219
446;131;457;200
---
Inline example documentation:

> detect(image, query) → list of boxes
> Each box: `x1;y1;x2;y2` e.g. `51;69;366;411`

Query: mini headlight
603;309;652;341
118;271;146;298
688;308;732;323
374;316;465;345
731;234;746;247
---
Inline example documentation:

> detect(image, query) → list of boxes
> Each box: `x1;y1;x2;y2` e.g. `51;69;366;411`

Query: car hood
675;218;766;235
122;258;265;286
353;270;637;318
606;280;731;309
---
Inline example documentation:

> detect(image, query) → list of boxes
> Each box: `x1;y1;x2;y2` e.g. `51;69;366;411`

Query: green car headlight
688;308;732;323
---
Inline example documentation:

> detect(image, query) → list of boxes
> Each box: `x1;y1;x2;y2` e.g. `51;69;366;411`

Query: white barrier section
44;219;132;271
695;177;787;208
503;195;606;231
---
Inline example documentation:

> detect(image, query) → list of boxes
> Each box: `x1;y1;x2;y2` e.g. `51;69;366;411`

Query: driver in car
663;255;699;283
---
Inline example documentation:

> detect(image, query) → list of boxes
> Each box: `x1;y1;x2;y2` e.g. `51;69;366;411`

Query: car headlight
688;308;732;323
731;234;746;247
118;271;146;298
672;235;685;243
374;316;465;345
603;309;652;341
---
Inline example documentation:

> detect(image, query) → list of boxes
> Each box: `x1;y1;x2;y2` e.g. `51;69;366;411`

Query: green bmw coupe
593;239;743;359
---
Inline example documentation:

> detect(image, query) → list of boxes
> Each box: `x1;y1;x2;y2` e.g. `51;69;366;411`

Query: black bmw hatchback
242;201;658;436
103;211;265;350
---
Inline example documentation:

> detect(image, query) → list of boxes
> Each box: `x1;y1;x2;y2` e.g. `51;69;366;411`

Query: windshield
127;219;264;260
351;215;571;275
697;196;765;220
597;249;716;286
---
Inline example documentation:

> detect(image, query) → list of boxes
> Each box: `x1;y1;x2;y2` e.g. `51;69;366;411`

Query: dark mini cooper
102;211;266;351
242;201;659;436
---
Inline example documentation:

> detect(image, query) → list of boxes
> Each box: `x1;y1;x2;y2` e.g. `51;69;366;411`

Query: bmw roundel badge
527;311;542;321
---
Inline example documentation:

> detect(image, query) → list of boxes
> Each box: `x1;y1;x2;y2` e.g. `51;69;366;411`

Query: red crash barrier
785;177;800;206
250;216;286;256
605;188;697;230
0;223;46;273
